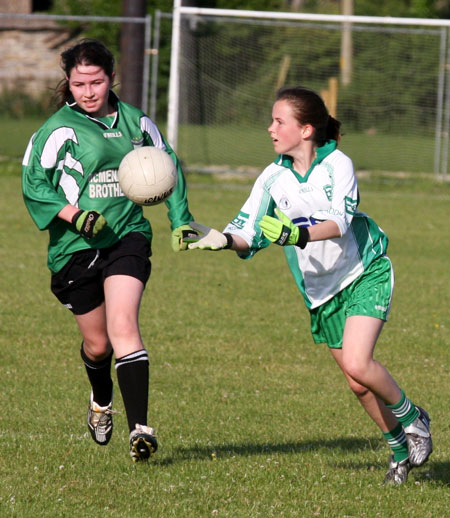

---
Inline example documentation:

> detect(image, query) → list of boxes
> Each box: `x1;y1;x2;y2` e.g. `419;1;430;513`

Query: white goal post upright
167;0;182;151
167;6;450;177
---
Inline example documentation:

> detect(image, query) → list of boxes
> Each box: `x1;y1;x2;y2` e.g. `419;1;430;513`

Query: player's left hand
171;224;199;252
260;209;309;248
72;209;107;239
186;222;233;251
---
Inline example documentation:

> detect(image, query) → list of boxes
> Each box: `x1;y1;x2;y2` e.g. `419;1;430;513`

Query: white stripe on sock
115;350;148;370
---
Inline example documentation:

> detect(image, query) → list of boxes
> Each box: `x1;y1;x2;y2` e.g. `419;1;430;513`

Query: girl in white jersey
22;39;198;462
187;86;432;485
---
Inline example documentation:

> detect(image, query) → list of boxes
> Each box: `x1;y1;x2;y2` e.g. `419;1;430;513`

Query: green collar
277;139;337;183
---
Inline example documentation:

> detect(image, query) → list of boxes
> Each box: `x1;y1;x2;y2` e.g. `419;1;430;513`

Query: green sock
386;389;419;427
383;423;409;462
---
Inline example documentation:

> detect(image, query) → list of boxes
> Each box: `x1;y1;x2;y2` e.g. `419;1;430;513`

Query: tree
120;0;146;108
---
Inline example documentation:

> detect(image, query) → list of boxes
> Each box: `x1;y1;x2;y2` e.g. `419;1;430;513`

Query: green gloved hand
185;222;233;251
259;208;309;249
72;210;107;238
171;224;199;252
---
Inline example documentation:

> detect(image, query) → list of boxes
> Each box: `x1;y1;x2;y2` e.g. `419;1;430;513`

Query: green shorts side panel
309;256;394;349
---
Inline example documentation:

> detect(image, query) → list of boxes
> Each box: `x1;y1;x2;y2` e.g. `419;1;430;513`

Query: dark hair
276;86;341;144
55;39;115;108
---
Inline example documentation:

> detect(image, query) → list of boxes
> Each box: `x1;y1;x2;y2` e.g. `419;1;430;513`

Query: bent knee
341;357;372;384
346;379;370;399
82;338;111;360
341;361;371;397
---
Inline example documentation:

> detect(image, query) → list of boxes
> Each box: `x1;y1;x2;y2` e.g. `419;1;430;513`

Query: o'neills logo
103;131;123;138
85;212;95;232
143;187;174;205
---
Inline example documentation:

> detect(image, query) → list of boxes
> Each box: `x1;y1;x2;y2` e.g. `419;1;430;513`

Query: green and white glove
72;210;107;238
171;224;199;252
186;222;233;251
259;208;309;249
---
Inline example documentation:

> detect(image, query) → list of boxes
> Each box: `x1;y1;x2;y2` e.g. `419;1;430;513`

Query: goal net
167;8;450;178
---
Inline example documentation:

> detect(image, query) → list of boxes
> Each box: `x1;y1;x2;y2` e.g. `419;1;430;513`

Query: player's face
68;64;113;117
268;100;310;156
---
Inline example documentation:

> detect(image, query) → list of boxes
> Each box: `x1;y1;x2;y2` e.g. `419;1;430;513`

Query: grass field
177;125;438;175
0;160;449;517
0;117;441;177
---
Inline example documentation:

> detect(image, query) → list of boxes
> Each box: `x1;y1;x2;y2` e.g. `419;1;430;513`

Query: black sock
115;350;149;432
80;345;113;407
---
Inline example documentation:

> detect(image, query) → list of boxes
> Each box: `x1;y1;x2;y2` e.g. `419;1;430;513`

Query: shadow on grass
412;462;450;487
153;437;449;486
154;436;378;466
330;460;449;486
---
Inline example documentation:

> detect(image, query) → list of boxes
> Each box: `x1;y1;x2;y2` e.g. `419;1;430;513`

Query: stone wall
0;3;76;97
0;0;32;14
0;28;75;96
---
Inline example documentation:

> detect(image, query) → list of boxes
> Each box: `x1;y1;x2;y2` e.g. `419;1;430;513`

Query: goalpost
167;5;450;178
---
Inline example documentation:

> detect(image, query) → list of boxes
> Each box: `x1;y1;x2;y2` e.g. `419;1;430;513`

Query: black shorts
51;232;151;315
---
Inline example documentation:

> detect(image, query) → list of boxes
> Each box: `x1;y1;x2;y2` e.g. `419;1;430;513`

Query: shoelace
91;406;117;432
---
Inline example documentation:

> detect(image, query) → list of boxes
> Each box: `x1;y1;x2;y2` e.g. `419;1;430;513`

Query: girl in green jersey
22;39;197;462
187;86;432;485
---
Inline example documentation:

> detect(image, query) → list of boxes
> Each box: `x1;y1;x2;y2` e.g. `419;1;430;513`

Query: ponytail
326;115;341;143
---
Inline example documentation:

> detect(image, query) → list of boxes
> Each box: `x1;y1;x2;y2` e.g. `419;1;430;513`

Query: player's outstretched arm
185;222;232;251
185;222;247;251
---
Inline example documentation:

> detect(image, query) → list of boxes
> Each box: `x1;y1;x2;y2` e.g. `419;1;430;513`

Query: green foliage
0;89;55;119
306;0;450;18
0;169;449;516
50;0;123;56
177;16;442;138
338;29;440;133
213;0;286;10
27;0;450;126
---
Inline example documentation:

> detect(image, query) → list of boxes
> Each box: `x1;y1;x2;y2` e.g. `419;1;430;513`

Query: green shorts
309;256;394;349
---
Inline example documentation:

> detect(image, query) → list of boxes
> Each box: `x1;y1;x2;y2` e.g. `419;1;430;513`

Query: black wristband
71;210;83;225
223;232;234;249
295;227;310;249
274;225;292;246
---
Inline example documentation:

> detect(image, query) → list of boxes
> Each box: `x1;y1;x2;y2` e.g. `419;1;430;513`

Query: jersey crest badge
230;211;248;229
279;196;291;210
345;196;357;214
323;185;333;201
131;137;144;148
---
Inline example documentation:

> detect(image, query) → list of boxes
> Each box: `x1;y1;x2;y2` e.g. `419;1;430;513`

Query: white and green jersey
223;140;389;310
22;92;193;273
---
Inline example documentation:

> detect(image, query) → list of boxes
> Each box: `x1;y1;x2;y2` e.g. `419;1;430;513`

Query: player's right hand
72;210;107;238
186;222;232;250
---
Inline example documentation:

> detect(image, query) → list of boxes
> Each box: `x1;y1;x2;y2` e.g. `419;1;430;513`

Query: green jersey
22;92;193;273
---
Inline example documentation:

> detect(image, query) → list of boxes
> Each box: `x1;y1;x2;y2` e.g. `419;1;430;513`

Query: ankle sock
383;422;409;462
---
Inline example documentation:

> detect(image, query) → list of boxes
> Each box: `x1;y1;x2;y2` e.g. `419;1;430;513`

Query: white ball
118;146;178;206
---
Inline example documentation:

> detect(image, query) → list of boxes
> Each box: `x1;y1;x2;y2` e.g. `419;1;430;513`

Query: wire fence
1;10;449;179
